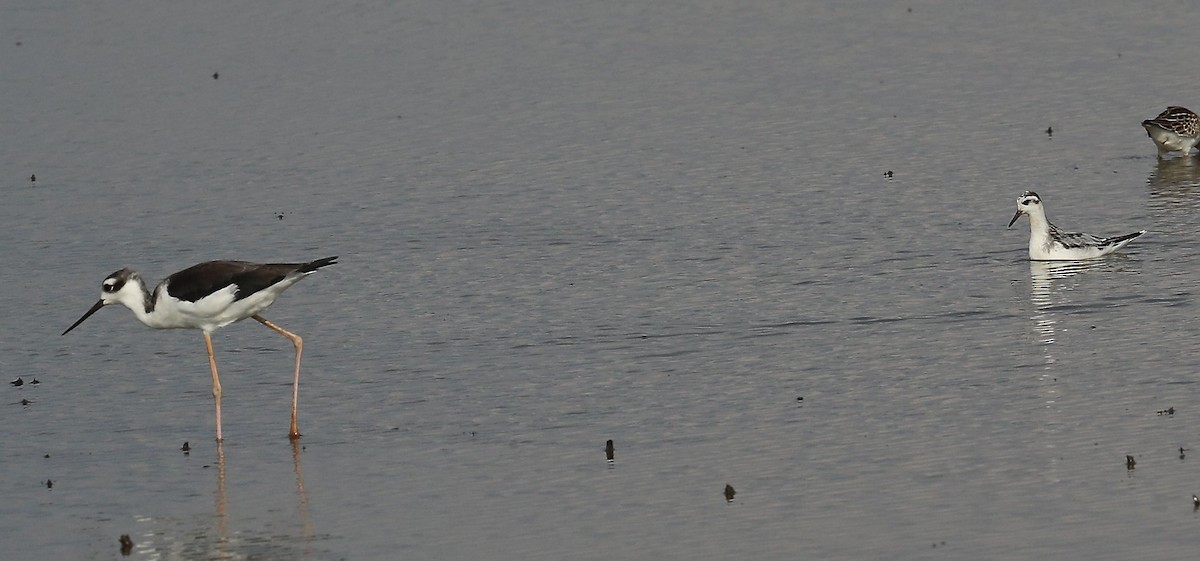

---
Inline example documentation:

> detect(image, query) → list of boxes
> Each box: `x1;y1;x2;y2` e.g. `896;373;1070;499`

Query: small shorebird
62;256;337;442
1142;106;1199;158
1007;192;1144;260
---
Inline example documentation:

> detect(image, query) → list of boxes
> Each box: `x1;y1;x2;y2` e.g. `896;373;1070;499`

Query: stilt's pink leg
204;332;224;443
253;315;304;439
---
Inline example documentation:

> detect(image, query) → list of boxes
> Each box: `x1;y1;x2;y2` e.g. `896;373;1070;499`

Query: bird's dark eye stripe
1021;200;1031;205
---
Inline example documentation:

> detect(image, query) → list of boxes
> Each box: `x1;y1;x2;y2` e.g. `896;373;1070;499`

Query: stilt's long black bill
1007;211;1022;228
62;300;105;336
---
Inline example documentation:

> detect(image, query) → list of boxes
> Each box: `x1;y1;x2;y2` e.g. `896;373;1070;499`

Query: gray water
5;1;1200;559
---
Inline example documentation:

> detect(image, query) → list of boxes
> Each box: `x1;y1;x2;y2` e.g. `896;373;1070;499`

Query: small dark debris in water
392;426;399;430
796;396;803;401
45;479;52;489
180;442;190;454
724;483;736;502
212;71;219;80
119;534;134;555
1193;495;1199;510
605;439;615;462
884;170;893;178
19;398;31;406
302;445;306;450
276;212;285;220
1126;455;1136;470
30;378;39;385
15;41;22;46
11;377;23;387
1157;407;1175;416
30;174;36;183
907;7;912;12
43;454;49;459
1046;126;1053;136
1090;325;1096;329
1117;52;1121;58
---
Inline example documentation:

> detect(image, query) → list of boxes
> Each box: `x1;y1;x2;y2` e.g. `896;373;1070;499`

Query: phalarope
1007;192;1145;260
1142;106;1199;158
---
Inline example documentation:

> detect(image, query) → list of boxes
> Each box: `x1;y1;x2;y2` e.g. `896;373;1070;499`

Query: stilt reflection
130;442;318;560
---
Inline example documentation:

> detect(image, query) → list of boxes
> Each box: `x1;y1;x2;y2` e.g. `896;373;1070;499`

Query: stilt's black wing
164;257;338;303
162;260;261;303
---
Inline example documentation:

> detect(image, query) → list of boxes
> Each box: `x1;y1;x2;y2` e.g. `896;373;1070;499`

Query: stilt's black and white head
1008;191;1042;228
62;269;146;335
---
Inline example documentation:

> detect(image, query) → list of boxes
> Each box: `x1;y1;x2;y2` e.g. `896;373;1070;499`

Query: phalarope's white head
1007;191;1145;261
1142;106;1199;158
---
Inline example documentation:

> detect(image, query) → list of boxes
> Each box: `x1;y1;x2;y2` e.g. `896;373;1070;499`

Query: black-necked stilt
62;256;338;442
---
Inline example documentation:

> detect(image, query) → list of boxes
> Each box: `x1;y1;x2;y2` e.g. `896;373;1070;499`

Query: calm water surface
4;1;1200;559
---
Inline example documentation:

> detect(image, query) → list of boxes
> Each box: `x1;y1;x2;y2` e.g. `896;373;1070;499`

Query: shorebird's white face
1008;191;1042;227
62;269;144;335
98;269;145;307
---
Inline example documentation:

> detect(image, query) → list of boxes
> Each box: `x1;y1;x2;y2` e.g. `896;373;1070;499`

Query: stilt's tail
299;256;338;273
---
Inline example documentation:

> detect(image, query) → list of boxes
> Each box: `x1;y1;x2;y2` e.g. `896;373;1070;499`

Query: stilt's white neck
113;275;160;328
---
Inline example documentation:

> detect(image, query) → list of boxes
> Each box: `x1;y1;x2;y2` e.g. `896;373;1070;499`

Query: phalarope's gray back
1007;192;1145;261
1142;106;1199;158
